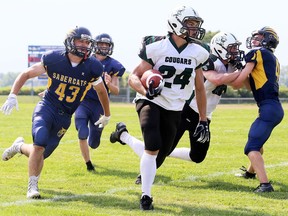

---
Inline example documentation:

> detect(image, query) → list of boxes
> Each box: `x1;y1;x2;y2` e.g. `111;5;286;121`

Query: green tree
203;30;220;44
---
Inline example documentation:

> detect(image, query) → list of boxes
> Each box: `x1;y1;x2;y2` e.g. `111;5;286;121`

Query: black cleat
254;183;274;193
235;166;256;179
110;122;128;145
135;174;142;185
86;161;95;172
140;195;154;210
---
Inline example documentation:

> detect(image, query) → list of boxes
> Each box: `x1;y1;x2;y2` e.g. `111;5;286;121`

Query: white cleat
2;137;24;161
27;188;41;199
27;177;41;199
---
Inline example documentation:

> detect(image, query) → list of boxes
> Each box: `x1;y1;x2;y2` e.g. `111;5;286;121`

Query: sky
0;0;287;74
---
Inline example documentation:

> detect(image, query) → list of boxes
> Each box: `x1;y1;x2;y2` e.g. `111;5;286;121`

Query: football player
110;32;244;182
1;27;111;199
230;26;283;192
120;5;210;210
74;33;125;171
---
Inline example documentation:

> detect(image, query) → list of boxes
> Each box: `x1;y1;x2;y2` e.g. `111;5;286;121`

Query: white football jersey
135;35;209;111
189;57;235;119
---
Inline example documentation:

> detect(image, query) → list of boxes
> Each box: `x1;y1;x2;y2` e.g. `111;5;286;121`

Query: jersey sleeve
138;35;166;64
89;57;104;83
110;58;126;77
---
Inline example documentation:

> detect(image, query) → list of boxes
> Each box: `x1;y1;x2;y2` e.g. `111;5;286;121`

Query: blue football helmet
246;26;279;52
94;33;114;56
64;26;94;59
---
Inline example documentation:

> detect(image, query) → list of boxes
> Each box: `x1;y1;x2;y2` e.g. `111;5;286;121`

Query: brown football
140;69;163;89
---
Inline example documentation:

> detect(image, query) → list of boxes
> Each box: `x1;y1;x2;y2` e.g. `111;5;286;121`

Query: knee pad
88;137;100;149
77;125;89;140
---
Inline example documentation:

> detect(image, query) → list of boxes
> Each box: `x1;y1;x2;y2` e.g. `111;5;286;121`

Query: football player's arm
1;62;46;115
230;62;254;89
128;60;152;95
195;67;207;122
93;78;111;128
10;62;46;95
193;67;210;143
204;70;241;86
105;72;120;95
93;79;111;117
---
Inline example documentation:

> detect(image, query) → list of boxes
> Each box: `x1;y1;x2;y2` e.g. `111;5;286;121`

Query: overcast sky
0;0;287;73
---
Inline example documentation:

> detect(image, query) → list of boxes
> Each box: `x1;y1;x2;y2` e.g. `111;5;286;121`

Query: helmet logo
215;35;227;46
80;34;92;40
174;6;185;16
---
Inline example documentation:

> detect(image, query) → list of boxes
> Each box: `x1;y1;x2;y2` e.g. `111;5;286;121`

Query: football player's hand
94;115;111;128
1;93;18;115
193;121;210;143
146;80;164;100
233;61;244;70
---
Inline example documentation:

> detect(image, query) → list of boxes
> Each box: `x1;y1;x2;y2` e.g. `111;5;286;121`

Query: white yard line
1;162;287;207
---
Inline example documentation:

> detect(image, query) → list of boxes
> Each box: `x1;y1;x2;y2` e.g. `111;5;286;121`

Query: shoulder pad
142;35;166;45
199;42;210;52
202;54;216;71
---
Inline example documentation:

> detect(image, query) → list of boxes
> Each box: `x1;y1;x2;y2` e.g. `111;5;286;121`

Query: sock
121;132;144;157
29;175;39;182
169;147;191;161
140;152;157;198
261;182;271;186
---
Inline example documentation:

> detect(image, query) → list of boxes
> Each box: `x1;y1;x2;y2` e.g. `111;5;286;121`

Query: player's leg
110;122;145;157
167;103;196;161
155;108;181;168
136;100;160;210
168;104;210;163
244;100;283;192
27;102;54;199
75;104;94;171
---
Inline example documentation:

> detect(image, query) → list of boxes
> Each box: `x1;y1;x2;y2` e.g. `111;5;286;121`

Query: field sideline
0;97;287;216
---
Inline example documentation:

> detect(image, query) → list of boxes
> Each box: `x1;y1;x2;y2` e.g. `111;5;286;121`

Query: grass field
0;96;287;216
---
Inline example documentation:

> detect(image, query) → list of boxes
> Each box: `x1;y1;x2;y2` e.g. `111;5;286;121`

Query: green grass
0;96;287;216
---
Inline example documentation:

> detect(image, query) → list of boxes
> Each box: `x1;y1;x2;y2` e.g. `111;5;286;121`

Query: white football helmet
167;5;205;43
210;32;243;62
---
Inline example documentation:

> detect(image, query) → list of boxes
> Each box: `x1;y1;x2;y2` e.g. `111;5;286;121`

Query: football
140;69;163;89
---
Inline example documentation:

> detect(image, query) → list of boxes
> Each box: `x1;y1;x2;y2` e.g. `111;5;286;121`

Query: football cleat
109;122;128;145
140;195;154;210
27;177;41;199
235;166;256;179
254;183;274;193
2;137;24;161
86;162;95;172
135;174;142;185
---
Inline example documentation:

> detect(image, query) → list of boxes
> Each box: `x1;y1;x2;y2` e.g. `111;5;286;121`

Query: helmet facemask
94;33;114;56
168;6;206;43
64;27;94;59
180;18;205;43
226;43;245;63
211;32;244;63
246;26;279;52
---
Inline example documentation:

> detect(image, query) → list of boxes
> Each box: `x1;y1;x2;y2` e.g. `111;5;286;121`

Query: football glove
146;80;163;100
1;93;18;115
193;121;210;143
94;115;111;128
233;61;244;70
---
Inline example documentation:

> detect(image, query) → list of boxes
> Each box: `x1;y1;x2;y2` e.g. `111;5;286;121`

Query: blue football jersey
245;47;280;103
84;56;126;101
41;50;103;114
